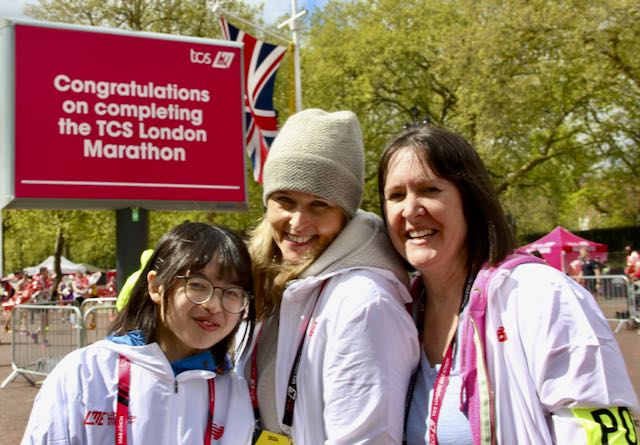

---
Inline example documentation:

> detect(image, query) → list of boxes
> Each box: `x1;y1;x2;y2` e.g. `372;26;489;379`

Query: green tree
302;0;640;236
2;209;116;273
25;0;265;36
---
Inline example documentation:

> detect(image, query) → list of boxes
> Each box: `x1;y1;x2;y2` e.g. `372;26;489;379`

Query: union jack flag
219;16;288;183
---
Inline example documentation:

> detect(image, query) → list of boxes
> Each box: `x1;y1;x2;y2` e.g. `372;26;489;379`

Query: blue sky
247;0;328;24
0;0;328;24
0;0;33;18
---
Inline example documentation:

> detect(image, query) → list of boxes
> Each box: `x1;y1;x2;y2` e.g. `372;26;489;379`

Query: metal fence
1;297;117;388
569;274;639;333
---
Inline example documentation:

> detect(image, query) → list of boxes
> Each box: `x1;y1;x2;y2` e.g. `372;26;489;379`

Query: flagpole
212;3;289;45
292;0;303;112
278;1;306;112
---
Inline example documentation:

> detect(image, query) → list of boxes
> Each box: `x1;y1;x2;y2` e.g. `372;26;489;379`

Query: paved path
0;328;41;445
1;311;639;444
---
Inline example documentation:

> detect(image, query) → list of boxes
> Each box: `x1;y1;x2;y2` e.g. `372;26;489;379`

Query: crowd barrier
569;274;639;333
1;297;117;388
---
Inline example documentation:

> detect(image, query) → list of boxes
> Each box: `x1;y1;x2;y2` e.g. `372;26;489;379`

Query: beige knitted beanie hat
262;108;364;216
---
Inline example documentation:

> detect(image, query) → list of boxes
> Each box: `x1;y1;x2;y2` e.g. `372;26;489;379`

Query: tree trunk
52;227;64;300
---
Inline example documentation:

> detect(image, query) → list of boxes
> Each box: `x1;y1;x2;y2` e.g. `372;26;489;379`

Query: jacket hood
300;210;409;287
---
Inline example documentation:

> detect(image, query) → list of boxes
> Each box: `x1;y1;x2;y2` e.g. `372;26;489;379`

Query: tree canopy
302;0;639;234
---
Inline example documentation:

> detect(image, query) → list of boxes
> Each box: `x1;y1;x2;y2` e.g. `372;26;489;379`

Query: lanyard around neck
116;355;131;445
116;354;216;445
249;325;265;428
428;340;455;445
403;273;475;445
249;280;327;433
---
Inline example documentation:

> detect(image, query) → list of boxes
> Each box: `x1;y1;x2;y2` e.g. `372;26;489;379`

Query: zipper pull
174;380;178;393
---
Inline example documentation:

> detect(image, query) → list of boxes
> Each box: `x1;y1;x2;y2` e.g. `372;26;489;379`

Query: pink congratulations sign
5;20;246;210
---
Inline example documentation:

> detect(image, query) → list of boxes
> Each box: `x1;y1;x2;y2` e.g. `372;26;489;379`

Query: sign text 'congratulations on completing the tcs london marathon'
0;19;246;210
54;75;209;162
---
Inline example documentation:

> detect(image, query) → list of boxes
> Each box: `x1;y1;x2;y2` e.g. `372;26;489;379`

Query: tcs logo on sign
572;406;637;444
189;48;235;69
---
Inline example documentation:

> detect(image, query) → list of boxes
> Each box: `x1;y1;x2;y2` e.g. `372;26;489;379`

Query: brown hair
378;125;515;275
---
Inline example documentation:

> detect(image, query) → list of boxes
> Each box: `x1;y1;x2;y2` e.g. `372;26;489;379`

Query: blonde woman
238;109;419;445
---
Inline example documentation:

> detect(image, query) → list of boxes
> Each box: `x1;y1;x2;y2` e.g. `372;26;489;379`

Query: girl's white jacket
485;262;639;444
21;340;254;445
237;211;420;445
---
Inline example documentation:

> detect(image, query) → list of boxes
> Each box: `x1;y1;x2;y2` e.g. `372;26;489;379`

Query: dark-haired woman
378;125;639;444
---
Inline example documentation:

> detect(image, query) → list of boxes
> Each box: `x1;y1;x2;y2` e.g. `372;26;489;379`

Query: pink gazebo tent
517;226;608;272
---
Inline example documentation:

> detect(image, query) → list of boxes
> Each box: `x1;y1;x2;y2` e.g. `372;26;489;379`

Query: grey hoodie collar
300;210;409;287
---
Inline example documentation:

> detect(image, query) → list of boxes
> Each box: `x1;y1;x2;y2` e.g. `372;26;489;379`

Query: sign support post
115;207;148;292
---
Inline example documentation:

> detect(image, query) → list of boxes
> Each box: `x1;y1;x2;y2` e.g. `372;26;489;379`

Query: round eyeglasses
176;275;250;314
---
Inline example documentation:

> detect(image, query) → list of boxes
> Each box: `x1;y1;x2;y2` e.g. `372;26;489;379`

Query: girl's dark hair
110;222;256;368
378;125;516;275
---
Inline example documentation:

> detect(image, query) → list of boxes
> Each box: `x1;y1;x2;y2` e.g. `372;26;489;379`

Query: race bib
252;428;293;445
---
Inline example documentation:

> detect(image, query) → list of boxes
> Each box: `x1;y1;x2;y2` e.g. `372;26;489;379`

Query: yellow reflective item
572;406;638;445
253;429;292;445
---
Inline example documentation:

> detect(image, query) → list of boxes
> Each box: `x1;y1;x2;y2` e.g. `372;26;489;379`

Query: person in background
625;245;640;284
568;258;582;278
21;222;256;445
1;272;21;302
378;124;639;444
2;272;28;332
579;247;601;298
239;108;419;444
56;275;75;302
3;271;26;299
32;266;53;303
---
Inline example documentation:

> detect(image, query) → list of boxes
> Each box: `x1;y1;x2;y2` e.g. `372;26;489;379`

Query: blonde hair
248;218;317;320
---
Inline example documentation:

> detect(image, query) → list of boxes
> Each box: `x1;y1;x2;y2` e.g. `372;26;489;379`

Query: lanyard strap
249;281;327;434
403;286;426;444
402;336;456;445
403;273;475;445
116;354;216;445
282;281;326;429
428;340;455;445
116;355;131;445
204;378;216;445
249;325;265;428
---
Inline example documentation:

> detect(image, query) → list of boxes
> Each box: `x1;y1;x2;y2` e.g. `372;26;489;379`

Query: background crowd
1;268;116;315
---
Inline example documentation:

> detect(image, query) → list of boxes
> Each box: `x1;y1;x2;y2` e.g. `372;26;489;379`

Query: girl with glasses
22;222;256;445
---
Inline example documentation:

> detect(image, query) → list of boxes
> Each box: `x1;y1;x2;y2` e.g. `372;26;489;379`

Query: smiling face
149;255;243;362
382;147;468;276
266;190;347;265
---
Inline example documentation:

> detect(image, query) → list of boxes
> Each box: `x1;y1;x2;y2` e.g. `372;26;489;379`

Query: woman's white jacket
21;340;254;445
482;262;639;444
237;210;420;445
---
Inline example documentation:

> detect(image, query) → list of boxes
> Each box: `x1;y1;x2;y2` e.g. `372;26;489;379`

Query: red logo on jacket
309;320;318;337
496;326;508;342
211;424;225;440
83;411;135;426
